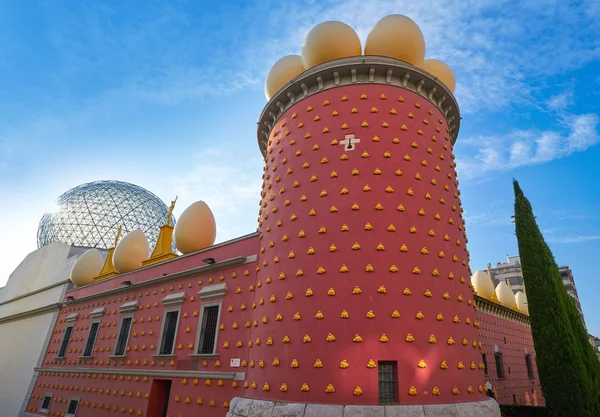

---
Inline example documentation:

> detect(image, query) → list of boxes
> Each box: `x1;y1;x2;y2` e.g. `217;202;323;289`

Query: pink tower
226;53;501;416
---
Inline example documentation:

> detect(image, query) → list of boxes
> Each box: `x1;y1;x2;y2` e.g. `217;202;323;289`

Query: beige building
488;255;599;357
488;255;582;317
0;243;95;417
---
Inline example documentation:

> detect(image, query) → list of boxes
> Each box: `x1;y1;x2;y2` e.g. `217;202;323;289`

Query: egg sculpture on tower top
233;14;501;417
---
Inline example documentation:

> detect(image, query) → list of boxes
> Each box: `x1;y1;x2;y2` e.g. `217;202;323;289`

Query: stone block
305;404;344;417
229;397;240;413
344;405;385;417
230;397;253;417
479;399;501;416
385;405;426;417
272;402;307;417
453;399;501;417
249;399;275;417
454;402;482;417
423;404;458;417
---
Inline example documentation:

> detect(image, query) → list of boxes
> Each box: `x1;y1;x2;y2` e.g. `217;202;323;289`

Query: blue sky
1;0;599;333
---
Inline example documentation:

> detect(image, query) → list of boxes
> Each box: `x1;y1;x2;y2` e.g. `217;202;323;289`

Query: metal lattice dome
37;180;176;251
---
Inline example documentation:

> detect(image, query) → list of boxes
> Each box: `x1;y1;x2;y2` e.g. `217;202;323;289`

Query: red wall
26;235;259;417
477;310;544;406
247;85;486;405
25;85;548;417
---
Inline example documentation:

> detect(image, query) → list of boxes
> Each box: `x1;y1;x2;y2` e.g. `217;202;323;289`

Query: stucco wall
0;242;84;417
0;284;65;318
0;310;59;417
0;242;81;302
477;309;544;406
25;235;258;417
250;84;484;406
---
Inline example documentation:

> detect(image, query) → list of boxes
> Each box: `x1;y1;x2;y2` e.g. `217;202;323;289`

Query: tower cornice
257;56;460;155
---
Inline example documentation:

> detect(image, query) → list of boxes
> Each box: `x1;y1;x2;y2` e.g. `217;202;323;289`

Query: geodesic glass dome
37;180;176;251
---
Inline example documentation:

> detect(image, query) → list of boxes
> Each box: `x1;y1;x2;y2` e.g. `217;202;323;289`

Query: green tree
513;180;597;417
564;294;600;414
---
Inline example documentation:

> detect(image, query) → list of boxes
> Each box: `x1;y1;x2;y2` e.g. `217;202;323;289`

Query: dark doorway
147;379;172;417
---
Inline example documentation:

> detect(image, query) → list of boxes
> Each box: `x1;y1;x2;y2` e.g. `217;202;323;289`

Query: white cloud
550;207;599;220
35;0;600;113
164;147;263;243
547;235;600;244
457;113;600;178
566;114;600;151
548;91;574;111
244;0;600;113
463;210;513;227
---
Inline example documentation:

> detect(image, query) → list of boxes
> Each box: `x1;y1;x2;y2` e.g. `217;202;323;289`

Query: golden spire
94;226;121;281
506;278;512;289
166;196;178;226
487;263;493;278
114;225;122;247
143;197;178;267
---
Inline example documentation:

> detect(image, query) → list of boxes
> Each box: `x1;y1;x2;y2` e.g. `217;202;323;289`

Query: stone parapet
226;397;501;417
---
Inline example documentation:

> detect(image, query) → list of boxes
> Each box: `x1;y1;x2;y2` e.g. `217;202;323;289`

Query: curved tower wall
246;58;485;406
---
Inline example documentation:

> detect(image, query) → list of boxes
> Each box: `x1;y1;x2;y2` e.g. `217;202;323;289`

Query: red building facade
22;57;542;417
476;298;543;407
249;84;484;405
25;235;259;417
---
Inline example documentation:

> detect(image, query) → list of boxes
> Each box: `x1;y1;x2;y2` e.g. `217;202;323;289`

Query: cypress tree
564;293;600;415
513;180;595;416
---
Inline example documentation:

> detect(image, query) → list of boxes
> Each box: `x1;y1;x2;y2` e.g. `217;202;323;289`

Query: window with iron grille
58;326;73;358
66;398;79;417
159;310;179;355
114;317;133;356
82;322;99;357
482;353;488;375
40;394;52;412
525;354;534;379
495;352;505;379
378;361;398;403
198;305;220;354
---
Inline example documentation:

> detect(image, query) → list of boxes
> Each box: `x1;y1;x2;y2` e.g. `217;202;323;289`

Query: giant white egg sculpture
113;230;149;273
70;248;103;287
174;201;217;255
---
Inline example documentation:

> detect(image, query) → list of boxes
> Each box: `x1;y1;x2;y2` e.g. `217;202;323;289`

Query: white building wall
0;242;92;417
0;311;60;417
0;242;81;302
0;284;65;318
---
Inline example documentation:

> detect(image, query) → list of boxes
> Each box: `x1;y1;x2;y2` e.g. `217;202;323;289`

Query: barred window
159;310;179;355
378;361;398;403
495;352;505;379
58;326;73;358
40;394;52;412
66;398;80;417
114;317;132;356
198;305;220;354
482;353;488;375
83;322;99;357
525;354;534;379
